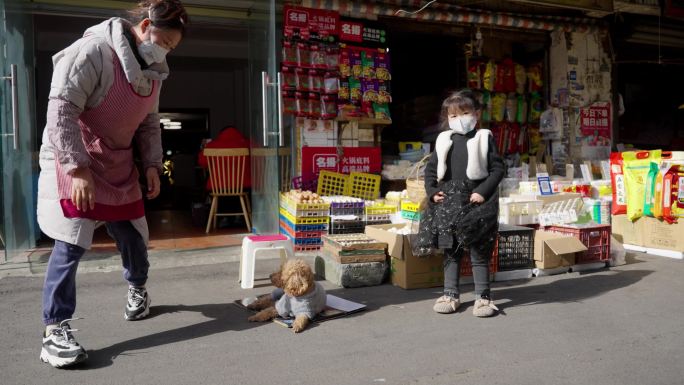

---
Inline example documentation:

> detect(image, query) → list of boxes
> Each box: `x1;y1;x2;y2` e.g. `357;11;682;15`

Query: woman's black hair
129;0;189;36
439;89;484;129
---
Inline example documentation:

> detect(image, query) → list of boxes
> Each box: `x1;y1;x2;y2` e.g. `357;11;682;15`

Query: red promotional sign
284;6;340;36
340;20;364;43
302;147;381;175
580;103;611;138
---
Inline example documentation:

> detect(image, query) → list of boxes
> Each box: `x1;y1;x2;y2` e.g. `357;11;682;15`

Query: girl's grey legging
443;246;491;298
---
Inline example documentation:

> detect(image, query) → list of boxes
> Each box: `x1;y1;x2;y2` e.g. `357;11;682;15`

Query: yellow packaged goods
622;150;661;221
662;164;684;224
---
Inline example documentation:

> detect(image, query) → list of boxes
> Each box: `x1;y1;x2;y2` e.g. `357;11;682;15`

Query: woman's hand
432;191;445;203
470;192;484;204
71;168;95;212
145;168;161;200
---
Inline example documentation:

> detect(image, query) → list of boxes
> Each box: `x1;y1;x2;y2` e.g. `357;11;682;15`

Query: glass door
0;0;37;262
248;0;286;234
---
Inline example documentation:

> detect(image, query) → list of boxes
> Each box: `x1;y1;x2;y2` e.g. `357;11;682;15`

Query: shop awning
300;0;601;33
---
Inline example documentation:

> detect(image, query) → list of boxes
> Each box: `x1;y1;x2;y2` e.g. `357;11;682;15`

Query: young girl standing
418;89;504;317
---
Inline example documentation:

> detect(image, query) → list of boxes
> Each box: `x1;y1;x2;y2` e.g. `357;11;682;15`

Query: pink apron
56;53;158;221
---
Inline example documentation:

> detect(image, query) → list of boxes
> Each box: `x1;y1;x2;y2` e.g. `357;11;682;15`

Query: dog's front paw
292;315;309;333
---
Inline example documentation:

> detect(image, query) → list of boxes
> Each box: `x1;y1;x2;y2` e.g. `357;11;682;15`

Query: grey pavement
1;251;683;385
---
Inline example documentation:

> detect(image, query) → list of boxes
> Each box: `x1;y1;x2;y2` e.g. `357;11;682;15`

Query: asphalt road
2;253;683;385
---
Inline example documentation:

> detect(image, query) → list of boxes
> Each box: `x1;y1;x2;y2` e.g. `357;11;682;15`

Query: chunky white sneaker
125;286;151;321
472;296;499;318
40;318;87;368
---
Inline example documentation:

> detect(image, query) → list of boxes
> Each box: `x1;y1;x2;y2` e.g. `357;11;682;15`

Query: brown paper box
534;230;587;269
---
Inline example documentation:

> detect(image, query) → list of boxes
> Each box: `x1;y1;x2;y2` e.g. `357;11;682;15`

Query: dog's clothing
275;282;327;319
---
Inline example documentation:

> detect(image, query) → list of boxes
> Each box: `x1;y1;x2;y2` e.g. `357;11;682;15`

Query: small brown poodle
247;259;326;333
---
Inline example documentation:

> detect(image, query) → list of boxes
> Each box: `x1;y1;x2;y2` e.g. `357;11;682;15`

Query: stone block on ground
315;253;387;288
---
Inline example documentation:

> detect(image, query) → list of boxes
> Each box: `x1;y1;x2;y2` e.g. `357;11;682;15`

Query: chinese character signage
580;102;611;138
340;18;387;46
284;6;340;36
340;20;363;43
302;147;381;175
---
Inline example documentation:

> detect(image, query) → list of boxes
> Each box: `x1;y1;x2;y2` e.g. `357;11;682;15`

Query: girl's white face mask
448;115;478;134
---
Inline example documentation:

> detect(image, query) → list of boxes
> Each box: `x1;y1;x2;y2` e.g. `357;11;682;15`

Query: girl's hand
71;168;95;212
470;192;484;204
145;168;161;199
433;191;445;203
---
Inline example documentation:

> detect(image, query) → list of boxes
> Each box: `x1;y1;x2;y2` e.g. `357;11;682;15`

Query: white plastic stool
240;235;294;289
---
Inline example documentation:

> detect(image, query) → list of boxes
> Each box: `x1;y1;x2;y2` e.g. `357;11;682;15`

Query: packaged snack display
326;46;339;70
323;72;339;94
376;51;391;81
321;94;337;119
309;92;322;119
361;50;376;79
481;91;491;123
308;70;323;93
297;42;311;68
296;92;311;117
373;102;391;120
516;95;527;124
310;44;326;69
296;68;309;91
339;49;351;77
483;60;496;91
643;162;659;217
527;63;543;92
495;58;516;93
351;49;363;78
491;93;506;122
623;150;661;221
377;80;391;104
610;152;627;215
282;41;298;66
338;78;350;103
505;93;517;123
349;77;362;105
515;63;527;94
282;66;297;90
662;165;684;224
529;92;543;121
283;91;297;115
361;79;378;103
468;61;482;89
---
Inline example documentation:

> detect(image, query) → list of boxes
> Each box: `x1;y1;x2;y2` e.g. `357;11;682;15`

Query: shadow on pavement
78;303;258;370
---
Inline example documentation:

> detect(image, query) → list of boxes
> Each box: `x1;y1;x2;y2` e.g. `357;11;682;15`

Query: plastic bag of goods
610;152;627;215
622;150;661;221
662;164;684;224
643;162;659;217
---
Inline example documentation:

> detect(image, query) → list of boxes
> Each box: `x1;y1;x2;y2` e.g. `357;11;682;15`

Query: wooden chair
204;148;251;233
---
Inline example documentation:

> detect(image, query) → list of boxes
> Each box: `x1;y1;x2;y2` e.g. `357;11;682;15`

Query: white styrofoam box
570;262;607;272
494;269;533;282
499;199;543;225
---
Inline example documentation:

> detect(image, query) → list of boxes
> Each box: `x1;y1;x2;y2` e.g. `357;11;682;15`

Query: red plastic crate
460;241;499;276
545;225;611;264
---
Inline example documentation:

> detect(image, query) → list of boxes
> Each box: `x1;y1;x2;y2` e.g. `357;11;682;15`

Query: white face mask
138;39;169;65
448;115;478;134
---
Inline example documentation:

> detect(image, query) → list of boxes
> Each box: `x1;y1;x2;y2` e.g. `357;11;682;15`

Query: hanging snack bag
321;94;338;119
323;72;339;94
373;103;391;120
282;41;298;66
297;42;311;68
282;66;297;90
310;43;326;69
483;60;496;92
296;68;309;91
283;91;297;115
662;165;684;224
643;161;660;217
362;80;379;117
361;50;376;79
376;50;391;81
351;49;363;78
339;49;351;78
495;58;516;93
338;78;350;104
527;63;543;93
349;77;362;105
377;80;391;104
481;91;491;123
516;95;528;124
528;92;543;122
610;152;627;215
309;92;322;119
515;63;527;94
326;46;339;70
505;93;518;123
468;61;482;89
623;150;661;221
491;93;507;122
654;152;684;218
308;70;323;93
295;91;311;117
